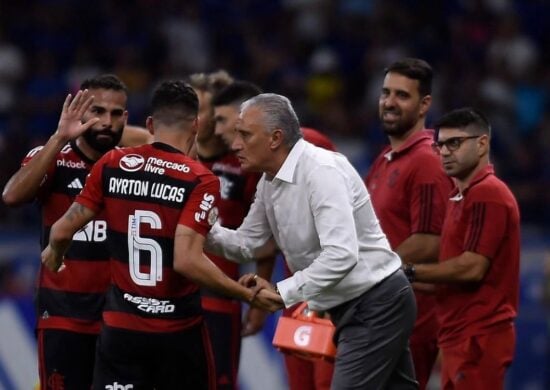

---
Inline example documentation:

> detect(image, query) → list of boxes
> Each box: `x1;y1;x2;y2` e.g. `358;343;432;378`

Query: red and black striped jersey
22;141;110;334
77;142;220;333
199;153;260;280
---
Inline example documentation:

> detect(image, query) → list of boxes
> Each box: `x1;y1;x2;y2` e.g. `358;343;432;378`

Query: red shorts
284;354;334;390
440;324;515;390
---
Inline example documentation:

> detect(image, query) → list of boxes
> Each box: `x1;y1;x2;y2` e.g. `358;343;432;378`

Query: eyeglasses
431;135;482;153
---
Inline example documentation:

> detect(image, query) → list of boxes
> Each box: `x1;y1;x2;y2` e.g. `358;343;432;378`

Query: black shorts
93;323;216;390
37;329;97;390
202;296;242;390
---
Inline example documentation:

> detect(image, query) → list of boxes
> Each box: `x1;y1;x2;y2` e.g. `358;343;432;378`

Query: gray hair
240;93;303;147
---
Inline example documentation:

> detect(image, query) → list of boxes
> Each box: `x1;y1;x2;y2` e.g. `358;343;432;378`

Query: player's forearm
175;254;254;302
2;132;68;205
51;202;96;248
48;234;72;258
48;217;79;261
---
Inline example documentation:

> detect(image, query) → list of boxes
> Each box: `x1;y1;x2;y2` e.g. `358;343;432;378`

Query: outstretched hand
55;89;99;142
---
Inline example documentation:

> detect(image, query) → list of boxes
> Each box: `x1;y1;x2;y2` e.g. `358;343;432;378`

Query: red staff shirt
365;130;453;340
437;164;520;347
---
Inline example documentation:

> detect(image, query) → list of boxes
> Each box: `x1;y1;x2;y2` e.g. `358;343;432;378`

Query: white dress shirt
206;139;401;310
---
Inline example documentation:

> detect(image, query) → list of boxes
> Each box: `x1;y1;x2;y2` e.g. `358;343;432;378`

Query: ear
146;116;154;135
478;134;490;156
419;95;432;117
270;129;284;150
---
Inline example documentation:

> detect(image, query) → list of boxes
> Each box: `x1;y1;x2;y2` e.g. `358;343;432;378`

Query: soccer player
2;74;128;389
197;77;273;390
41;80;276;389
365;58;453;389
403;107;520;390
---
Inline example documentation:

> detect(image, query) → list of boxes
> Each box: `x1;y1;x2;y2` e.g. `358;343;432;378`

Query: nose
439;144;452;156
382;94;396;108
231;136;242;152
97;113;113;129
214;123;223;137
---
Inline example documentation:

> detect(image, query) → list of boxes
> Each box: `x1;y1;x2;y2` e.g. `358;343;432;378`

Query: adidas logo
67;178;83;189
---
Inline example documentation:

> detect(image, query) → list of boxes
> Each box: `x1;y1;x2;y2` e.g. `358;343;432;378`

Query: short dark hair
435;107;491;136
151;80;198;126
212;81;262;107
384;58;433;96
80;74;128;94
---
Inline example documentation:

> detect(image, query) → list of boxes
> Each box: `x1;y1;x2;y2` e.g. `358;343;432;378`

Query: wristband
403;263;416;283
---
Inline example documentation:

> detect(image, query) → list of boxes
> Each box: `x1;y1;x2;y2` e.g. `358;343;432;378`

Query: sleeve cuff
277;274;303;308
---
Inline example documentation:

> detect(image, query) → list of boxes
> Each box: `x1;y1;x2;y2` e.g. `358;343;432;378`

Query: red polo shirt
437;164;520;347
365;129;453;340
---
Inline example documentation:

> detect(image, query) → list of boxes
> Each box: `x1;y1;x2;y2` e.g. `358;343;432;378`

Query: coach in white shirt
205;93;418;389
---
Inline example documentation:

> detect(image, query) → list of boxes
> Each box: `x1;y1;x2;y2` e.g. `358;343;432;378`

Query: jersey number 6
128;210;163;286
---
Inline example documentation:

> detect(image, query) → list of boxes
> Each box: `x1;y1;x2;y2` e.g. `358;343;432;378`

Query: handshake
240;273;285;313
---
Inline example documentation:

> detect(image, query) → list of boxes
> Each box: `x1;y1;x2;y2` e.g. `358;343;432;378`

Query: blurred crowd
1;0;549;228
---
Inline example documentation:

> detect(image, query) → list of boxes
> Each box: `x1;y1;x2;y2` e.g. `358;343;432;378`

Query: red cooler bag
272;302;337;361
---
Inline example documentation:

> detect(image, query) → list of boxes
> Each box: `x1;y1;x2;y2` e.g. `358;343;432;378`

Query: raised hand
55;89;99;142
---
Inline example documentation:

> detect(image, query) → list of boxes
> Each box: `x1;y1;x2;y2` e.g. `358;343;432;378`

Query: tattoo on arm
64;203;88;223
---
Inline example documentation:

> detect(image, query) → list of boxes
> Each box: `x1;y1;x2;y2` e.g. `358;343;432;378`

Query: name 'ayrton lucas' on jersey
108;154;194;203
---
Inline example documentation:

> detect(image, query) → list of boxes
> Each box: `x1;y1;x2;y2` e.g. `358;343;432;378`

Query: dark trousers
328;270;418;390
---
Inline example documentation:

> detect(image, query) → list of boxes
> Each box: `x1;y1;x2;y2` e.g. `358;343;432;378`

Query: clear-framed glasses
431;135;482;153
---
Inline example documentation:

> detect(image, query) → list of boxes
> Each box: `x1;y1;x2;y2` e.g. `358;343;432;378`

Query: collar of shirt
449;164;495;201
384;129;435;161
273;138;307;183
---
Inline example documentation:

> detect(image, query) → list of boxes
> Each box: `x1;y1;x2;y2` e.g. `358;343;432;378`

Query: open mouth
382;111;399;121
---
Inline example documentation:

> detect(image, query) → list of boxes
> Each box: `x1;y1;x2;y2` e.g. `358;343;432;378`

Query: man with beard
41;80;278;390
2;74;128;390
364;58;453;389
